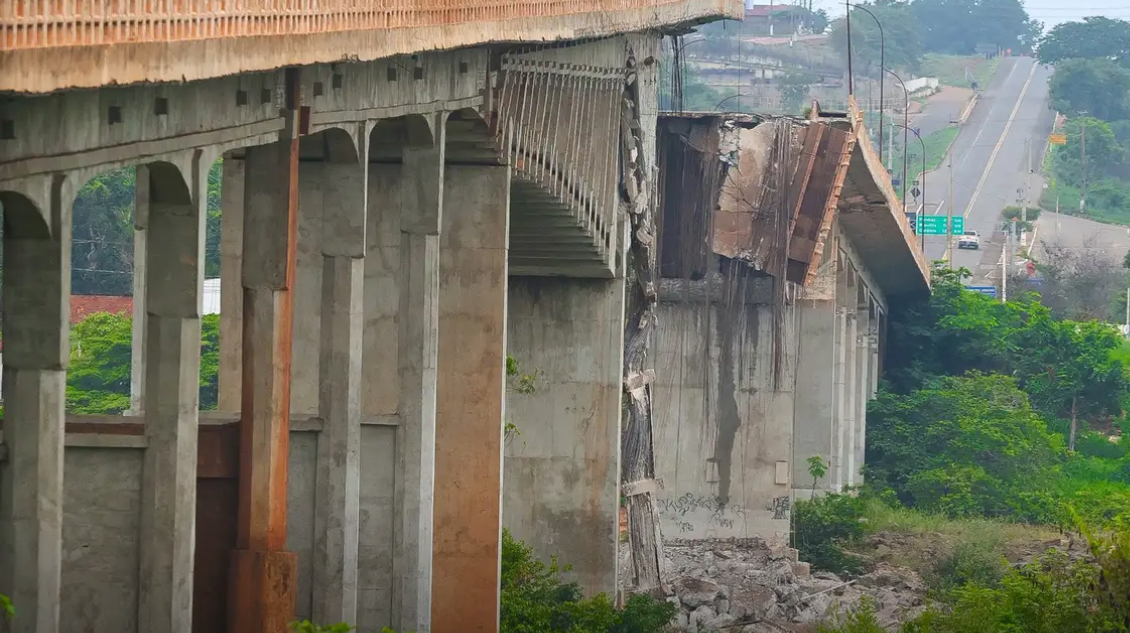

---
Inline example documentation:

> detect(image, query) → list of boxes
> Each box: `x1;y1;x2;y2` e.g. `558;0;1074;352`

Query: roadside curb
956;92;978;126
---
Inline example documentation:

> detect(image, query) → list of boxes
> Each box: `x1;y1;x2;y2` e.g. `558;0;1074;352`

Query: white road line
940;60;1039;263
961;61;1039;221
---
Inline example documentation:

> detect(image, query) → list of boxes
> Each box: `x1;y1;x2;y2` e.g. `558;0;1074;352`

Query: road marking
939;60;1039;263
961;61;1038;221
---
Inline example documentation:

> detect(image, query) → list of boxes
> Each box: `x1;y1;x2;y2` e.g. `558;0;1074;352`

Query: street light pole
886;69;909;209
845;0;854;97
847;2;884;164
894;122;926;252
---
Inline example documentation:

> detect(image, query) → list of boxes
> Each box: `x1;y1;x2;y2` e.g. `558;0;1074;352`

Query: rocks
625;538;930;633
675;577;724;608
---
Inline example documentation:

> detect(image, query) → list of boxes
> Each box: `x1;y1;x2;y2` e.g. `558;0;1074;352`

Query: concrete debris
621;538;928;632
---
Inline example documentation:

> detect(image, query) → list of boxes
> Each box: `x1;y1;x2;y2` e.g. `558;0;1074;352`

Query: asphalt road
912;56;1056;282
907;86;974;139
1031;212;1130;263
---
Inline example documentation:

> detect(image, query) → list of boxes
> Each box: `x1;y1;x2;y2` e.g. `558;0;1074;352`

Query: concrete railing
1;0;676;49
1;0;741;93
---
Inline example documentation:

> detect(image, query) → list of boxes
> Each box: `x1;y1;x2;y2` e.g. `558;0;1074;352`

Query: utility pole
1124;285;1129;338
845;0;853;97
947;154;954;266
1002;222;1010;302
1055;195;1060;238
1081;120;1087;212
1022;139;1030;224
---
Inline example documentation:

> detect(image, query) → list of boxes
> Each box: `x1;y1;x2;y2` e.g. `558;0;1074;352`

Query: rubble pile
621;538;928;632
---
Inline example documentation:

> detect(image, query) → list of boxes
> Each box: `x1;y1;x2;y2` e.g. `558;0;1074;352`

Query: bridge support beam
311;127;368;627
392;118;446;633
0;177;72;633
228;132;300;632
432;165;509;633
136;158;208;633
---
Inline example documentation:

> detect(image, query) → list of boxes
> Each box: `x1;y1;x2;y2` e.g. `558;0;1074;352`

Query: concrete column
393;121;445;633
217;155;245;412
128;166;149;415
228;136;299;632
0;177;72;633
432;165;509;633
791;299;836;497
853;299;873;486
843;306;857;490
503;277;625;596
136;158;208;633
870;309;880;398
311;130;367;626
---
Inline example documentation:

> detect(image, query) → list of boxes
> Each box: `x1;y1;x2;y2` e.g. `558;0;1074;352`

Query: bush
815;596;885;633
1075;430;1129;460
925;538;1007;593
501;529;676;633
793;494;866;576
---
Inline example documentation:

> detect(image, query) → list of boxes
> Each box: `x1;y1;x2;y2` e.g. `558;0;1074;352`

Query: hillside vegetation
801;265;1130;632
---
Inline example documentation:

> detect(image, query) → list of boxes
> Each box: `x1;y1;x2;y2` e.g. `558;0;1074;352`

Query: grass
862;497;1058;544
853;498;1063;590
919;53;1001;90
888;125;961;196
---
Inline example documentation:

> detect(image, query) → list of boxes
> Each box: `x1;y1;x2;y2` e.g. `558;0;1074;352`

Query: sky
807;0;1130;29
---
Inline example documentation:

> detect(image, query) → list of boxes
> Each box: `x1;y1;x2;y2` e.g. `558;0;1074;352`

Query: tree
71;169;135;296
65;311;221;414
777;71;816;112
1034;236;1127;322
1048;58;1130;123
910;0;1037;56
829;2;924;72
866;373;1062;520
1010;314;1130;445
1037;16;1130;67
1052;116;1125;187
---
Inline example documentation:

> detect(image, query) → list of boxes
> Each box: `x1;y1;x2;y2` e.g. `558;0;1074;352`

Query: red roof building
69;295;133;324
0;295;133;352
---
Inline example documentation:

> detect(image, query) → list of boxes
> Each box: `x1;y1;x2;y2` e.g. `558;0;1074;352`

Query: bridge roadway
913;56;1056;282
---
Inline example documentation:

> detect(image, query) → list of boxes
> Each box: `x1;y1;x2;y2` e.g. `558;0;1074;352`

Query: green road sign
916;215;963;235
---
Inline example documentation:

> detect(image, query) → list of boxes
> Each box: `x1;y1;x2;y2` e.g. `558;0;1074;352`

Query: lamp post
894;122;926;251
714;93;751;111
847;3;884;165
885;68;909;211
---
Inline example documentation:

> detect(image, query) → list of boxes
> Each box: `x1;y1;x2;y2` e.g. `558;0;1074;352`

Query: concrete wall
652;294;798;545
503;277;624;597
24;422;398;633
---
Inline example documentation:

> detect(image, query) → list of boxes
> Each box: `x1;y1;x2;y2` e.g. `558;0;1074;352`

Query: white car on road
957;230;981;250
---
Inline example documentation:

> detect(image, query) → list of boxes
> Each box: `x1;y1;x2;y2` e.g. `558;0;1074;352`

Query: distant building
744;3;805;35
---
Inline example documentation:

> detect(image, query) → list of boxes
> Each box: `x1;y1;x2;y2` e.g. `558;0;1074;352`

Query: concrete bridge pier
229;134;302;633
137;155;214;633
0;176;75;633
433;164;510;632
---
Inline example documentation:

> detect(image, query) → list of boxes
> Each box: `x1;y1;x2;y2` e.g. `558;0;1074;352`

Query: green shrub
1075;431;1129;460
925;538;1007;593
814;596;885;633
792;494;866;576
500;529;676;633
289;622;404;633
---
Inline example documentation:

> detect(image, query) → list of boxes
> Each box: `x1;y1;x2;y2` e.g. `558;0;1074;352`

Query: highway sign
967;285;997;298
916;215;963;235
1049;133;1067;145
